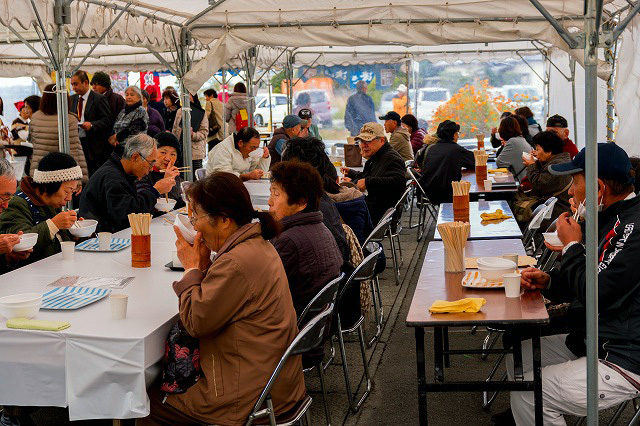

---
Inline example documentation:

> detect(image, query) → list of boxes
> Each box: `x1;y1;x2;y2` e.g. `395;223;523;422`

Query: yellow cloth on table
480;209;513;221
6;318;70;331
429;298;486;314
488;168;509;174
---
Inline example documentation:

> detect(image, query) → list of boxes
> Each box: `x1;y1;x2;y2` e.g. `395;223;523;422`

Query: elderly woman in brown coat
29;83;89;185
141;172;305;426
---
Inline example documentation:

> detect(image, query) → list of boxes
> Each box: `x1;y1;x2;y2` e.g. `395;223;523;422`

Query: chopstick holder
438;221;470;273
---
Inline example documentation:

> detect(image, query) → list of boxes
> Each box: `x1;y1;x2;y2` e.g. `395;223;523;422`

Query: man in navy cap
267;114;306;167
505;143;640;425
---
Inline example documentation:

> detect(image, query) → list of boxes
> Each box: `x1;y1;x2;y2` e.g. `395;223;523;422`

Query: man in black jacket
79;134;177;233
70;70;113;176
90;71;125;127
508;143;640;425
341;122;406;225
419;120;475;205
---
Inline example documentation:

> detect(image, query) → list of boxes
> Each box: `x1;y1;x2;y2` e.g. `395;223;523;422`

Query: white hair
0;158;14;180
126;85;142;100
122;133;156;160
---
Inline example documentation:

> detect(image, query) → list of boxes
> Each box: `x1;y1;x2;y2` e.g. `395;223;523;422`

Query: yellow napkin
488;168;509;174
429;298;486;314
480;209;513;221
6;318;70;331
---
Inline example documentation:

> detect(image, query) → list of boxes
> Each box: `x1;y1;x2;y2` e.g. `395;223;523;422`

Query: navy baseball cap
378;111;402;123
282;114;307;129
549;143;635;185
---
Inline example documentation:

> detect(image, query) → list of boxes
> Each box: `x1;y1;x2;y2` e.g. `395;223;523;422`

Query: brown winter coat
168;222;306;425
29;110;89;183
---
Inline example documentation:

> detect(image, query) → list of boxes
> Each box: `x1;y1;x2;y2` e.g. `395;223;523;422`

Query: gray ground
22;208;640;425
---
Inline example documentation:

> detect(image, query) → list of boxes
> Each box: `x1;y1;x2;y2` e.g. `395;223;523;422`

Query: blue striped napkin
75;238;131;252
42;286;111;310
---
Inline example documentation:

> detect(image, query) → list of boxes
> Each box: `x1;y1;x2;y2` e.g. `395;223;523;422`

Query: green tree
270;71;286;94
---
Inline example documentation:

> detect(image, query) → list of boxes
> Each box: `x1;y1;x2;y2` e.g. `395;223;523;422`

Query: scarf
113;101;148;135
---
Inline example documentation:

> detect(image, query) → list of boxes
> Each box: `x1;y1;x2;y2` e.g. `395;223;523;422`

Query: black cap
154;131;181;153
549;142;635;185
436;120;460;141
378;111;401;123
298;108;312;119
546;114;568;128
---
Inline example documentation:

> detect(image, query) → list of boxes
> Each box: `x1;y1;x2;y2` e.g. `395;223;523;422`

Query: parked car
417;88;451;123
294;89;332;127
254;93;289;127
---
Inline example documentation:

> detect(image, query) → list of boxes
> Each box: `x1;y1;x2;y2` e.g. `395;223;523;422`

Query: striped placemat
76;238;131;252
41;286;111;310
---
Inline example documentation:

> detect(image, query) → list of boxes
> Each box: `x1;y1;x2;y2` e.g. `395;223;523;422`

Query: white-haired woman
108;86;149;147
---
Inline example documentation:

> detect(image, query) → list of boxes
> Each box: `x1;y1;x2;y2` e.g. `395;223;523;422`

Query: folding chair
388;187;412;286
195;168;207;180
297;274;343;426
334;245;382;413
246;305;334;426
406;166;437;242
522;203;551;255
574;397;640;426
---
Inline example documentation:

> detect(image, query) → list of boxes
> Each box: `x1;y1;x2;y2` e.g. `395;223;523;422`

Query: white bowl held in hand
248;148;263;158
0;293;42;319
174;214;196;244
543;232;563;247
68;219;98;238
12;233;38;252
477;257;517;281
522;151;534;162
155;198;177;213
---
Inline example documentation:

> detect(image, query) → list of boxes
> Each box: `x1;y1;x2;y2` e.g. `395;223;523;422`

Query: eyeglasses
189;213;210;227
138;152;156;168
0;193;13;203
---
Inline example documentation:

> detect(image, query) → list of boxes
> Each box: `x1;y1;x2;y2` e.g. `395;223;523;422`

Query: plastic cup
110;294;128;320
484;179;493;191
503;253;519;266
98;232;112;251
61;241;75;260
172;251;183;268
503;273;522;298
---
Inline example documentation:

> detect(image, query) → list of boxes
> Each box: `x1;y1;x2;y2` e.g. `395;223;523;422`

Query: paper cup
98;232;112;250
503;253;519;265
61;241;75;260
503;273;521;298
172;251;183;268
484;179;493;191
110;294;128;320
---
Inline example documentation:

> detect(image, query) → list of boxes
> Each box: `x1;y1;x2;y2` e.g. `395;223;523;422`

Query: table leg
415;327;428;426
513;338;524;380
433;327;444;382
443;326;450;368
532;328;543;426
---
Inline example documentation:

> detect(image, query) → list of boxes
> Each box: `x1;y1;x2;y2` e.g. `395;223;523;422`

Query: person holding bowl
0;159;31;273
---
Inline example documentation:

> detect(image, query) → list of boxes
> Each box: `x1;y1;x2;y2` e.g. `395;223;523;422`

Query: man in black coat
419;120;475;205
341;122;406;225
70;70;113;176
79;134;177;233
90;71;125;127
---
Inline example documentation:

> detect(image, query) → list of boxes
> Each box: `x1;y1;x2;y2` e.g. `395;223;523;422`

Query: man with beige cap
341;122;406;224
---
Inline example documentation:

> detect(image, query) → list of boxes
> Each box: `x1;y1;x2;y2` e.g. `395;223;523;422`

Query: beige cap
355;122;385;142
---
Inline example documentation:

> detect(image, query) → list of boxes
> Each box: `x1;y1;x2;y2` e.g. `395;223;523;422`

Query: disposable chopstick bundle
452;181;471;196
437;221;471;272
473;149;489;166
128;213;152;235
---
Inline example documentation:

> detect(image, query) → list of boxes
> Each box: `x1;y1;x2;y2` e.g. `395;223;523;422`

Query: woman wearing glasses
140;172;306;425
0;152;82;266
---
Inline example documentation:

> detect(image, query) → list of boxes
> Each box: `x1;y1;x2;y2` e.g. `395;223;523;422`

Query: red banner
140;72;161;99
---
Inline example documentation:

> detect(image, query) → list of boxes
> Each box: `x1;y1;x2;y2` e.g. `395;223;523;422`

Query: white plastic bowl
12;233;38;252
477;257;517;281
543;232;563;246
493;174;510;183
68;219;98;238
0;293;42;319
174;214;196;244
155;198;177;213
522;151;533;162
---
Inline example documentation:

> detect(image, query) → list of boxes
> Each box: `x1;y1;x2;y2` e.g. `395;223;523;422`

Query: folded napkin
480;209;513;221
429;298;486;314
488;168;509;174
6;318;70;331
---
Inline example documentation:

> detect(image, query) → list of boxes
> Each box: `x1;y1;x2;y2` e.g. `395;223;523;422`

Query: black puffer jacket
271;211;343;316
545;194;640;375
419;138;475;204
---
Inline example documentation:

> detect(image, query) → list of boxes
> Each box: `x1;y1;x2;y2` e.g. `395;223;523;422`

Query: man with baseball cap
505;143;640;425
267;114;306;167
340;122;406;224
90;71;125;127
297;108;321;140
378;111;413;162
546;114;579;159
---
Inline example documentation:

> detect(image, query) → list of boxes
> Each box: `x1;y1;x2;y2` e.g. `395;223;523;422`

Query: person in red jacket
546;114;579;159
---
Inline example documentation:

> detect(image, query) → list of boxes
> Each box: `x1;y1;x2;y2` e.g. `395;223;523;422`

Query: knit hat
90;71;111;88
155;131;181;153
33;152;82;183
436;120;460;141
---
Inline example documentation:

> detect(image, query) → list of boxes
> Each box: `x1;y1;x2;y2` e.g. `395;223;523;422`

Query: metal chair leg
387;233;400;286
317;362;332;426
323;337;336;370
628;401;640;426
367;277;383;347
337;318;372;413
481;330;502;360
304;408;312;426
482;356;506;410
395;233;404;267
607;400;630;426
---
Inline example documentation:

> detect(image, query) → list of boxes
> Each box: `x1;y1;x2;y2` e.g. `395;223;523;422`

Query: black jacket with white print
545;193;640;375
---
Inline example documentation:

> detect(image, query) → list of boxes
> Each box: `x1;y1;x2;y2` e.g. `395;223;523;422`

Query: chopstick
158;167;191;172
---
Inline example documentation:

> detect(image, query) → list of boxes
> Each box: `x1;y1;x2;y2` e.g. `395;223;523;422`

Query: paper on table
48;276;134;289
465;256;537;269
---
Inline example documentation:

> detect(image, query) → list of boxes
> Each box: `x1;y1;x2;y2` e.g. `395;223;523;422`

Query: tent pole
268;73;273;134
544;57;550;123
413;60;419;117
605;39;616;142
287;51;293;115
584;0;599;423
222;70;228;138
570;58;578;147
54;0;70;154
406;59;410;115
179;28;194;182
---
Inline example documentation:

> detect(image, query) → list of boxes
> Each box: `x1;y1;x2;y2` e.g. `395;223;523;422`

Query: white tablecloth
0;215;181;420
